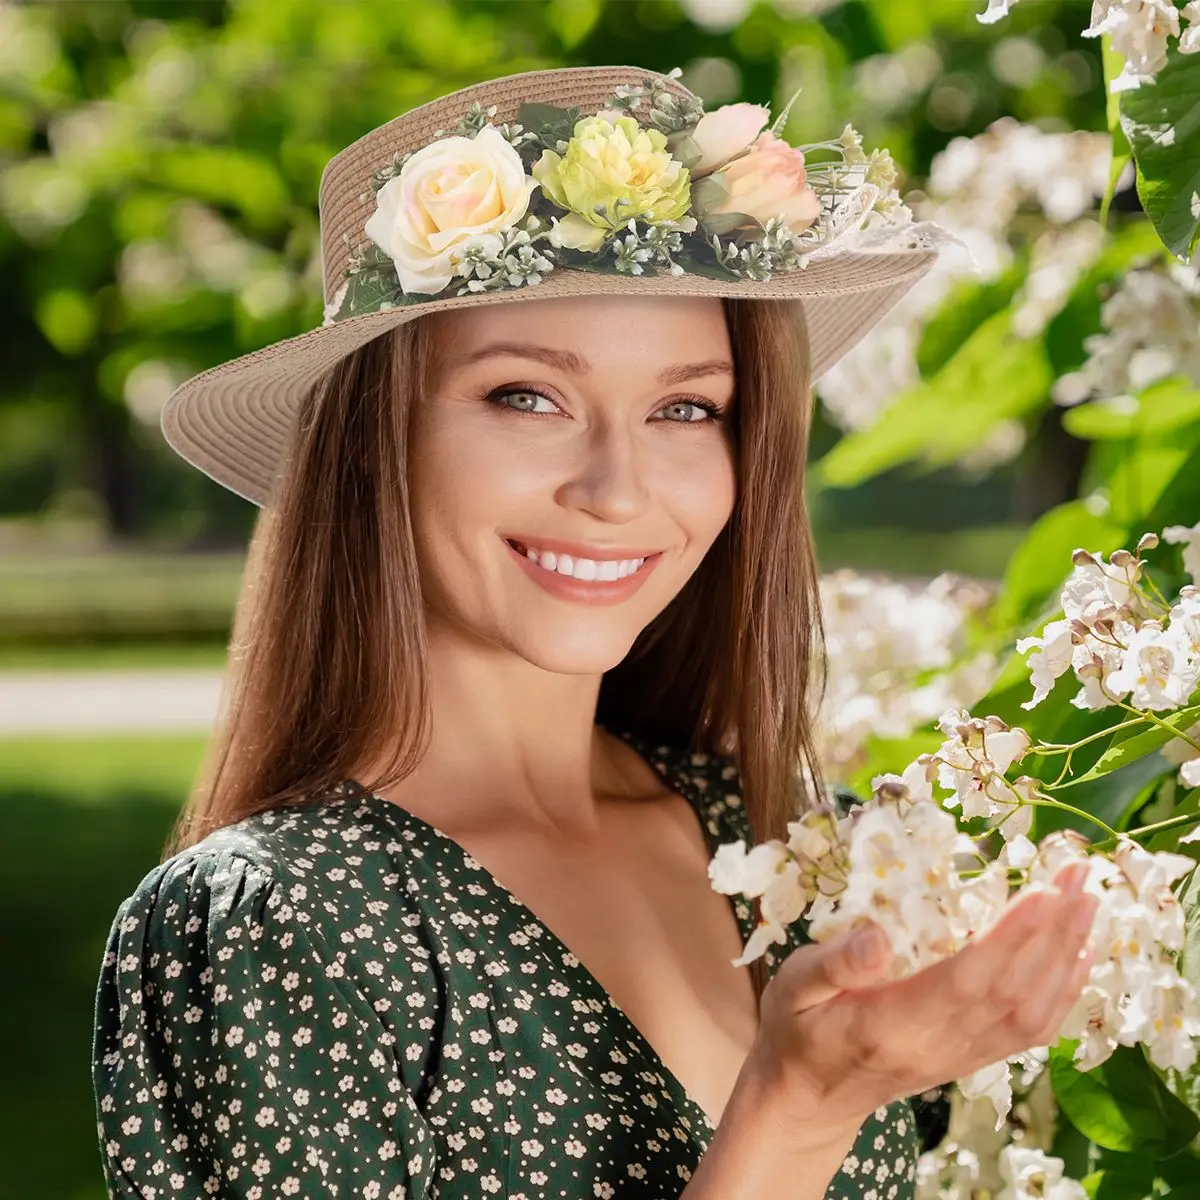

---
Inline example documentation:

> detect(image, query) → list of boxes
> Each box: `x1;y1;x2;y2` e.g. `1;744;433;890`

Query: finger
989;884;1090;1020
1026;904;1099;1044
783;923;895;1012
913;888;1055;1014
993;892;1099;1051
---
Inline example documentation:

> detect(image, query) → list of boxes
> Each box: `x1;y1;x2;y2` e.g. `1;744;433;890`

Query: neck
375;621;643;840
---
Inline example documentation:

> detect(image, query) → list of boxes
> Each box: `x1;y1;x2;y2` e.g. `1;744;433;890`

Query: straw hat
160;64;950;508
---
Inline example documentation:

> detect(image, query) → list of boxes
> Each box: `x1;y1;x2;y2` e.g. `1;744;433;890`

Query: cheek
661;439;738;541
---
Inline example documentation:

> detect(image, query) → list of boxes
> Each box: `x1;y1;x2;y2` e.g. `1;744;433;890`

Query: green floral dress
92;725;922;1199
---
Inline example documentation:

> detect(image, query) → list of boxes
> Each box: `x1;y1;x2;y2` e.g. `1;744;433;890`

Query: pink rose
702;130;821;232
689;102;770;176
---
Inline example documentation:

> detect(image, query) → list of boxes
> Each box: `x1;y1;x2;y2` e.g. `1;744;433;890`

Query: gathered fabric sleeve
92;848;436;1200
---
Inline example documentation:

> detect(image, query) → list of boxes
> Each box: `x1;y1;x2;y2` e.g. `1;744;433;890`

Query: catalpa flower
997;1147;1086;1200
1165;522;1200;585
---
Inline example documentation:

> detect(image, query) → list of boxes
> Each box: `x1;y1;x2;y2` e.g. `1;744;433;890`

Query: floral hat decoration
161;65;956;507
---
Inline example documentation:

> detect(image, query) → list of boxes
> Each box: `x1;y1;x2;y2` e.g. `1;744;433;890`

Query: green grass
0;736;208;1200
0;641;229;670
0;550;243;641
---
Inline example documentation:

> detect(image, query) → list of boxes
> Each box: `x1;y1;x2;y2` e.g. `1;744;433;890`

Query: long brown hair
165;296;829;1005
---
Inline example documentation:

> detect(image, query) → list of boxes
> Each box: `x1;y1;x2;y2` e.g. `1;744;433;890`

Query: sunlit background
5;0;1195;1195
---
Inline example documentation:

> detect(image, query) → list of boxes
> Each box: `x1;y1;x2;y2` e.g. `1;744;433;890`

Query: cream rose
689;102;770;176
365;124;536;295
700;130;821;232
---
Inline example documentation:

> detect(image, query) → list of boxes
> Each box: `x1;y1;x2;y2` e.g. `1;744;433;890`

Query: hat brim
161;249;936;507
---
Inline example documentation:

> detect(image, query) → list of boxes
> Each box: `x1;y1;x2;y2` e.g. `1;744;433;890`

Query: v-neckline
340;724;752;1139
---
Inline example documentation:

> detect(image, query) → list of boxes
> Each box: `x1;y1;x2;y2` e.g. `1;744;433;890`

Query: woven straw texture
160;64;941;508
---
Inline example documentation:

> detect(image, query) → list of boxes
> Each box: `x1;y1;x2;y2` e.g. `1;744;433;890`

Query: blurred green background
0;0;1124;1195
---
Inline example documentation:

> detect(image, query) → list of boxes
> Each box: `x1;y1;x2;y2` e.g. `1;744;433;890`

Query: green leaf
149;146;290;230
690;172;730;214
1100;33;1134;230
516;102;580;151
1130;437;1200;541
1157;1149;1200;1197
1050;1042;1200;1156
1035;753;1170;839
337;263;408;318
915;254;1028;378
1061;704;1200;788
1063;378;1200;442
1081;1150;1156;1200
698;210;764;237
1120;43;1200;261
815;311;1051;488
991;499;1125;629
666;131;703;170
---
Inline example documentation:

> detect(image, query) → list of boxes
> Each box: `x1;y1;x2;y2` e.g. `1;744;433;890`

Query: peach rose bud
704;130;821;232
689;102;771;176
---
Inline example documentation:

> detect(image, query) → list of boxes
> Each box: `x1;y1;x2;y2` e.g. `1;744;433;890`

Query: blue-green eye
656;399;723;423
488;388;561;415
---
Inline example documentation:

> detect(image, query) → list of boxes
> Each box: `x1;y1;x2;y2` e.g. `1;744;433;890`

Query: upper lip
504;534;663;561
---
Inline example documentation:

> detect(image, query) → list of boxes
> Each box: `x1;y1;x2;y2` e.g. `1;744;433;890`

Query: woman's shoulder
110;783;420;956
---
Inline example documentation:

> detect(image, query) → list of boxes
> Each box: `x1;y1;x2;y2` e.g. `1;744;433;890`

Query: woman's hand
744;861;1097;1141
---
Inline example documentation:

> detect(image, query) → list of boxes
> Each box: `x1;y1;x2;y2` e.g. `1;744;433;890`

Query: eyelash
483;385;726;425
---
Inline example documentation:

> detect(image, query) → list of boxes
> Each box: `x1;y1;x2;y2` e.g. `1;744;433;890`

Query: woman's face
407;293;738;675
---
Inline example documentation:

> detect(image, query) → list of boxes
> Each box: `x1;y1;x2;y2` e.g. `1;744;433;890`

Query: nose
554;418;651;525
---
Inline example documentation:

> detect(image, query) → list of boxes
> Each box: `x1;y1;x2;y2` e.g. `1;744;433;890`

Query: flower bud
1136;532;1160;553
1110;548;1134;568
1072;548;1100;566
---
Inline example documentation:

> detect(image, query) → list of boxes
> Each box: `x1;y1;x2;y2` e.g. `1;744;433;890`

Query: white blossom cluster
996;1147;1087;1200
1015;525;1200;794
817;118;1111;442
1052;833;1200;1072
453;218;556;295
979;0;1200;92
816;570;997;776
916;1054;1058;1200
711;529;1200;1128
1051;264;1200;407
710;727;1200;1121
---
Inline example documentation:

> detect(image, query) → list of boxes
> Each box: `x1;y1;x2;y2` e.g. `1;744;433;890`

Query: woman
92;66;1097;1199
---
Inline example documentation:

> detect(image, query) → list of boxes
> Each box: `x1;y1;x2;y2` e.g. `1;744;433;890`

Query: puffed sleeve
92;848;436;1199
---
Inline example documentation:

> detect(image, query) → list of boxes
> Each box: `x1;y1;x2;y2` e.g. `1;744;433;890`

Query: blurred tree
0;0;1107;543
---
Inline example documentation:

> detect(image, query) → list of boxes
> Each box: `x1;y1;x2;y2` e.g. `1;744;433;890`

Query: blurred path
0;670;223;734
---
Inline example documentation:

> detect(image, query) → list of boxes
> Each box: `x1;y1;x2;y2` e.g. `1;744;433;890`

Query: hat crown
316;65;697;306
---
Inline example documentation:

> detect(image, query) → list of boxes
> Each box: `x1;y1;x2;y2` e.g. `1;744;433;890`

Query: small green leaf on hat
665;130;704;170
517;102;581;151
689;173;730;215
697;210;764;238
340;264;405;317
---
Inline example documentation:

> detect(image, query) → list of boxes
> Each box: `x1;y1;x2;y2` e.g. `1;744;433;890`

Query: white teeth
516;542;648;582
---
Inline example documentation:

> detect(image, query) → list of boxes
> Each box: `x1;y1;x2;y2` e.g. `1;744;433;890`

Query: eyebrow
460;341;735;386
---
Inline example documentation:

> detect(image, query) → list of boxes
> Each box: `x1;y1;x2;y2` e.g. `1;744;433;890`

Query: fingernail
850;927;885;969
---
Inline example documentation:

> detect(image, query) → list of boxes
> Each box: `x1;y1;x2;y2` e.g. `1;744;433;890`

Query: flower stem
1028;716;1148;754
1022;796;1119;840
1095;809;1200;850
1110;698;1200;754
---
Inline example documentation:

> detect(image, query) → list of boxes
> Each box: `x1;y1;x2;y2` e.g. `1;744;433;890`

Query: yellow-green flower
531;115;691;251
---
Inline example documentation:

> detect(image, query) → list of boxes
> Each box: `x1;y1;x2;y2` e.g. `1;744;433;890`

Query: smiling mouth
504;538;659;582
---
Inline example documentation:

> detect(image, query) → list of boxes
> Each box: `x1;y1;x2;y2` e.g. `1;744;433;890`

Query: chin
501;620;645;676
